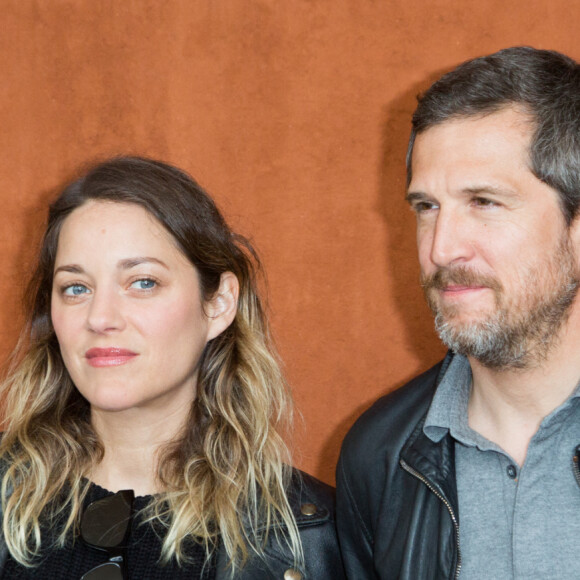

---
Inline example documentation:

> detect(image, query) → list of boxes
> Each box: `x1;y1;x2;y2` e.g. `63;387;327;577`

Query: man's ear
206;272;239;341
569;215;580;260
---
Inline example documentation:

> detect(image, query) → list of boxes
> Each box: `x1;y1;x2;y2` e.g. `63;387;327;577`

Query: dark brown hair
407;47;580;224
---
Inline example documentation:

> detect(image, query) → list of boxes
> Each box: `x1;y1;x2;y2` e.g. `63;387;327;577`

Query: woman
0;157;344;579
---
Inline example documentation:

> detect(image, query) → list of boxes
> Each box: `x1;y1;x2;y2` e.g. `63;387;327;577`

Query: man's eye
413;201;437;213
130;279;157;290
473;197;497;207
63;284;89;296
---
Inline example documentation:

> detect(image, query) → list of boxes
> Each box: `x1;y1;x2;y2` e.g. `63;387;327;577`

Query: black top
1;482;216;580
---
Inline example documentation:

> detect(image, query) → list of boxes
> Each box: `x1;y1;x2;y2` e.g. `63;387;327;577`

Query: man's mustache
421;267;503;292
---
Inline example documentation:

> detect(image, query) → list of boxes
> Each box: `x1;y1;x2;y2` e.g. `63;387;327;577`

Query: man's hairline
406;102;538;188
404;102;577;227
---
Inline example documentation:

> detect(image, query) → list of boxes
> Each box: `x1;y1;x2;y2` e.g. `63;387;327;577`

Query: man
337;47;580;579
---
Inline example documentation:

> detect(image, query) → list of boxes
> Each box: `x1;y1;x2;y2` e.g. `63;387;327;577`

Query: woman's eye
130;279;157;290
62;284;89;296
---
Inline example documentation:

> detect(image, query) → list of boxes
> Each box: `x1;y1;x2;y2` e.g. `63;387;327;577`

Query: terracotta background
2;1;579;484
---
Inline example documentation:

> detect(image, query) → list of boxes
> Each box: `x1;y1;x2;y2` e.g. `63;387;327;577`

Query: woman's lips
85;348;138;367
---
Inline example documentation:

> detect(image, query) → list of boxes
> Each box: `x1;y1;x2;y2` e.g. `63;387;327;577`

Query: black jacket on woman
336;355;459;580
218;470;346;579
0;469;344;579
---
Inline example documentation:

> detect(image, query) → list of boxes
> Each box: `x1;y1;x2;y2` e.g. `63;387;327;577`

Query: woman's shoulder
286;468;336;527
284;469;345;579
219;468;344;579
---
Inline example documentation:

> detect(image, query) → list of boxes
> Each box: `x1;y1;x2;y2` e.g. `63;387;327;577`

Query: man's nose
429;209;476;268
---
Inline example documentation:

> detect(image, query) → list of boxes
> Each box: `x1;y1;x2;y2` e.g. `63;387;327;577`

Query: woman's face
51;200;229;417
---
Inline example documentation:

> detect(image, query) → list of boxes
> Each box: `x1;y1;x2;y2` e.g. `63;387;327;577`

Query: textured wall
2;1;579;483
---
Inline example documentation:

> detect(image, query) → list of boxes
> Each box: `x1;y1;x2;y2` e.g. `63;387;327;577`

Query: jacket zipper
572;446;580;488
400;458;462;580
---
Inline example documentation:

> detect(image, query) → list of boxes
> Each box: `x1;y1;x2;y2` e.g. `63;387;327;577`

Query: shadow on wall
314;70;450;483
1;183;63;346
12;159;104;294
376;70;449;382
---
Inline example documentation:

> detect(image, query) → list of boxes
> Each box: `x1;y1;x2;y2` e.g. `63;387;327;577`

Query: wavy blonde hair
0;157;303;573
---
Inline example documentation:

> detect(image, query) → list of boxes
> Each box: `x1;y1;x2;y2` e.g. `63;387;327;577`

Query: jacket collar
399;351;459;511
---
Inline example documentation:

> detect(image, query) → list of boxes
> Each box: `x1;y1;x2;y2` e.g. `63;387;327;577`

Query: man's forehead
408;108;535;189
417;105;534;145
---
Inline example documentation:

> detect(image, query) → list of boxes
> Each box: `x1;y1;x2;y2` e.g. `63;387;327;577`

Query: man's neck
467;306;580;466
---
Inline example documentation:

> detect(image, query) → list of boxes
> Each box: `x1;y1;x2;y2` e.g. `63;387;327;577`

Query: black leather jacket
217;470;346;579
0;469;344;579
336;355;459;580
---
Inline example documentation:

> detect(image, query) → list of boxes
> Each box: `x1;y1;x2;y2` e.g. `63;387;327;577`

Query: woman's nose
86;290;126;334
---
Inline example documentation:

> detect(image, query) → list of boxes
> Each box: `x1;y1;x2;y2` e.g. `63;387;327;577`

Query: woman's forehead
54;201;190;270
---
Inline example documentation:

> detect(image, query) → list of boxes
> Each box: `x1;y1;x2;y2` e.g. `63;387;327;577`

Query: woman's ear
206;272;239;341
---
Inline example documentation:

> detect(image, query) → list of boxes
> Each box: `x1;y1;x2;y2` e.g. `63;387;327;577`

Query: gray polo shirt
424;354;580;579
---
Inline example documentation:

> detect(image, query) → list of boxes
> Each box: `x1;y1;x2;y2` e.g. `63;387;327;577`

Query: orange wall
2;1;579;484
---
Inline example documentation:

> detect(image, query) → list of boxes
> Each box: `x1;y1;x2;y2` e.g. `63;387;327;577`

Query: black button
506;464;517;479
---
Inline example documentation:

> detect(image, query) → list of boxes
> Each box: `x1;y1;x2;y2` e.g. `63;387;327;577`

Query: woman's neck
89;405;186;496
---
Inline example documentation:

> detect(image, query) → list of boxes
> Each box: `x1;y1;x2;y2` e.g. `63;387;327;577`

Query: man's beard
422;236;579;370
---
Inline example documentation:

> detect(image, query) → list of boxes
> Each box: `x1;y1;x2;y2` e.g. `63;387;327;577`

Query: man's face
407;107;580;369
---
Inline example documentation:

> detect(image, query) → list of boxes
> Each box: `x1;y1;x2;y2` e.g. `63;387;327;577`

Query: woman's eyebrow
54;257;170;276
53;264;84;276
118;257;169;270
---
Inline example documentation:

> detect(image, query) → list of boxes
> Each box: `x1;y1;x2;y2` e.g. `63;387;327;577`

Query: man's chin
432;308;496;329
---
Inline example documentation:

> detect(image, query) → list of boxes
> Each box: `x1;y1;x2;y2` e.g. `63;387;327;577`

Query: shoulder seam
337;457;373;544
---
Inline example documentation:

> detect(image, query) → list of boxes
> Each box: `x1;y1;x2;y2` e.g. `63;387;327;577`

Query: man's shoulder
340;357;449;463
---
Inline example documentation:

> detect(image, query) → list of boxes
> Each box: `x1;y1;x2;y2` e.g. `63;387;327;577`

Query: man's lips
441;285;488;293
85;348;138;367
437;285;490;299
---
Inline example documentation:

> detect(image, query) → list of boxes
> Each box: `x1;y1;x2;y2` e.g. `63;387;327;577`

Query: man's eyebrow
461;185;519;197
405;191;430;205
405;184;519;205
